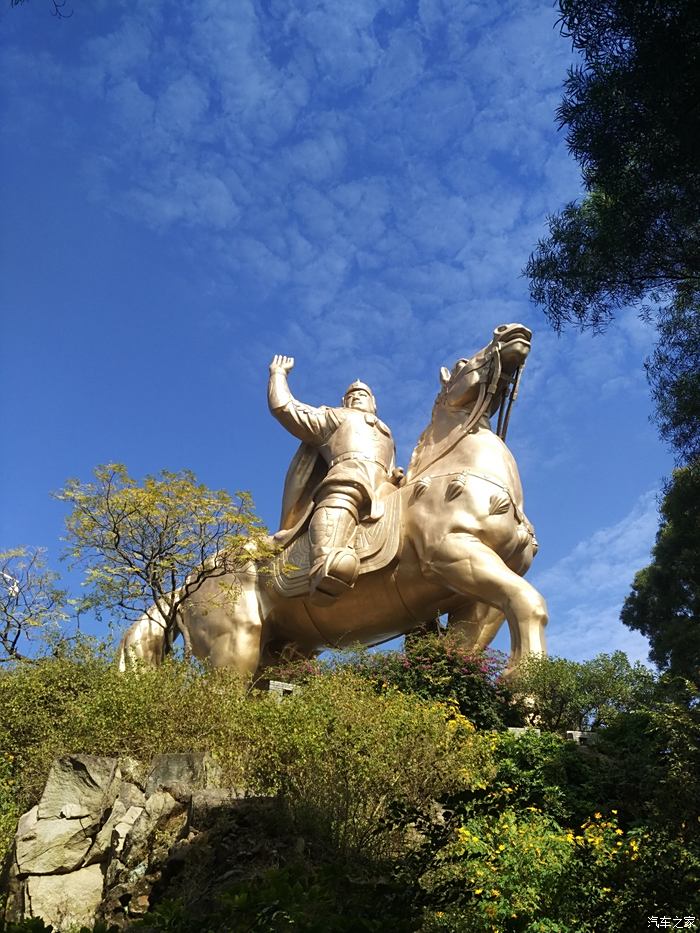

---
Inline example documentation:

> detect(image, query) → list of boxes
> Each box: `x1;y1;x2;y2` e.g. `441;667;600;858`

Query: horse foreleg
428;536;547;674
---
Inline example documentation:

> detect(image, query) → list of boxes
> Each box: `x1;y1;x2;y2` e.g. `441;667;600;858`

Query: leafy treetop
56;463;275;650
621;463;700;686
525;0;700;463
0;547;68;663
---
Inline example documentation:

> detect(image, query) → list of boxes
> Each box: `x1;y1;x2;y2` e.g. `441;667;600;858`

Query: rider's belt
329;452;388;470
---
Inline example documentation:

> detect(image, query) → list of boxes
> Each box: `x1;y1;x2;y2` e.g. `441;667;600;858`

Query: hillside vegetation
1;634;698;931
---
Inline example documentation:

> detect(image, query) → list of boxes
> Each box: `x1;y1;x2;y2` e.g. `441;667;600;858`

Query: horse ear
440;366;451;385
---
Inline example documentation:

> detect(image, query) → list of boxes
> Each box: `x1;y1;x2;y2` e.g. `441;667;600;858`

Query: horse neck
406;404;493;479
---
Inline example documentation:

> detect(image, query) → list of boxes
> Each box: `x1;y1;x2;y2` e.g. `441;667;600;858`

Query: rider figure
268;354;401;605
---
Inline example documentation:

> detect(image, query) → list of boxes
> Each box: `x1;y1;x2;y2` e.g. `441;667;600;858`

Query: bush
238;670;489;860
1;644;698;931
342;634;519;730
511;651;655;732
0;646;488;870
0;640;248;819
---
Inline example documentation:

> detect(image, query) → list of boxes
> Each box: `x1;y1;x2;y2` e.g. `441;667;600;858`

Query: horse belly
267;561;443;650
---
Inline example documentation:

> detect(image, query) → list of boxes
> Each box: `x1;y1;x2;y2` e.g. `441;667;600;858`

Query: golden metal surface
119;324;547;677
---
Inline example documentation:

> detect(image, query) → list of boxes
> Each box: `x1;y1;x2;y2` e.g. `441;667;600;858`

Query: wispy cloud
530;489;659;663
1;0;582;391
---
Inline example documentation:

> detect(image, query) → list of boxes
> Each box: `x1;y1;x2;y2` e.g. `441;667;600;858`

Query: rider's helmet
342;379;377;413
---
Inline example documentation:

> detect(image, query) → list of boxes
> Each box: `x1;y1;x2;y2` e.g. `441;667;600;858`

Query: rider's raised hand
270;354;295;374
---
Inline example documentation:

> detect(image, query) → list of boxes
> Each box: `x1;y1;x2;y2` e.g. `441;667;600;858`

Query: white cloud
530;489;659;663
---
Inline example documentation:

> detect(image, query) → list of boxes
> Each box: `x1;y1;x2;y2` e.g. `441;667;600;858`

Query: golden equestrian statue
119;323;547;677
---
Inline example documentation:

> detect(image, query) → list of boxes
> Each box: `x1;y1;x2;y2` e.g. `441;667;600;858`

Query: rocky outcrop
2;751;249;931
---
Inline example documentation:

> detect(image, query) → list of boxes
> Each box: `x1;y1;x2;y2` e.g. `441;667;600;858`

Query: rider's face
344;389;373;412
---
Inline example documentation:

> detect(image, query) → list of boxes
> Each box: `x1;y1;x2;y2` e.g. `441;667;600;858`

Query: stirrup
309;549;360;606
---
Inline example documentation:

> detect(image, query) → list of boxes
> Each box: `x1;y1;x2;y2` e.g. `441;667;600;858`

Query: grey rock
16;815;96;875
121;791;186;867
16;805;39;838
145;752;221;795
26;863;104;931
85;800;126;865
87;801;145;865
188;788;243;831
118;756;148;791
37;755;120;822
117;781;146;810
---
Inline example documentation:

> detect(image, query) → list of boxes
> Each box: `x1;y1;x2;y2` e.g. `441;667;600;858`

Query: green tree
0;547;67;663
512;651;654;732
646;299;700;464
344;634;518;730
621;464;700;684
525;0;700;462
56;464;275;653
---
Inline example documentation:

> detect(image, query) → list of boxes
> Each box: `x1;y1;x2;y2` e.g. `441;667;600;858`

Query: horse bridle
446;341;522;441
410;341;524;481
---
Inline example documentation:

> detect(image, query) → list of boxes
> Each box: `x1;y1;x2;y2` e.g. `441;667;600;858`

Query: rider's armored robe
268;371;396;604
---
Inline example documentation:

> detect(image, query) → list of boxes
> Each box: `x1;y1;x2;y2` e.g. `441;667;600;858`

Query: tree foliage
0;547;67;663
343;633;519;730
56;464;275;650
646;298;700;463
525;0;700;462
511;651;655;731
526;0;700;325
0;646;698;931
621;464;700;684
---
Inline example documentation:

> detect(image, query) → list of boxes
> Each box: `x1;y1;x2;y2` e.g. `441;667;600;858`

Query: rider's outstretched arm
268;355;337;445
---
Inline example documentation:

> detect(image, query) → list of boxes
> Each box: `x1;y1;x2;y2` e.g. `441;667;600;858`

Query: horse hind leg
184;570;266;678
117;612;168;671
447;601;505;651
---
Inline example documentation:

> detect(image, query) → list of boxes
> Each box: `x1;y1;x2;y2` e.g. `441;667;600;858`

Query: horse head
437;323;531;438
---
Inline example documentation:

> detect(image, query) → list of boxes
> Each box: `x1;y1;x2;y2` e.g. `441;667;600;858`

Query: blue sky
0;0;672;662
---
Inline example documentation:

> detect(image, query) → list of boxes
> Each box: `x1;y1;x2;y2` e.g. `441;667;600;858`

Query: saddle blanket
270;491;401;598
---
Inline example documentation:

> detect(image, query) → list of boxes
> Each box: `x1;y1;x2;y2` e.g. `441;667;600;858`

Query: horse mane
406;395;454;480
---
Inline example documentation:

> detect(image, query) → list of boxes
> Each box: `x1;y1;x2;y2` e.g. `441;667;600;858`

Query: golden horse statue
118;323;547;677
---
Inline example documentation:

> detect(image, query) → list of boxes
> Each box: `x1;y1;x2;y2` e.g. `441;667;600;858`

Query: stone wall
1;752;251;931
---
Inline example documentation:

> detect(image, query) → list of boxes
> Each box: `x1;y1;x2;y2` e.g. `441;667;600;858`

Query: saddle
270;490;402;599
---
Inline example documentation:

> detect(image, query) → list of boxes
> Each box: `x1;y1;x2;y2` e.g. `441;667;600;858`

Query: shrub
344;634;519;730
511;651;655;732
0;640;248;865
0;648;488;869
419;806;576;931
239;671;490;860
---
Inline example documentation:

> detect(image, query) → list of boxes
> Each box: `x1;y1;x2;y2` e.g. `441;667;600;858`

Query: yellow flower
594;812;602;820
475;889;483;895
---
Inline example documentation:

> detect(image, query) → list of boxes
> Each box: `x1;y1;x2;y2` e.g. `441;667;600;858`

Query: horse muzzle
493;323;532;368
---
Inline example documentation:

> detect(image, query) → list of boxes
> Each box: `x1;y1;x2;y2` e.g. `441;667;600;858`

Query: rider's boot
308;505;360;606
